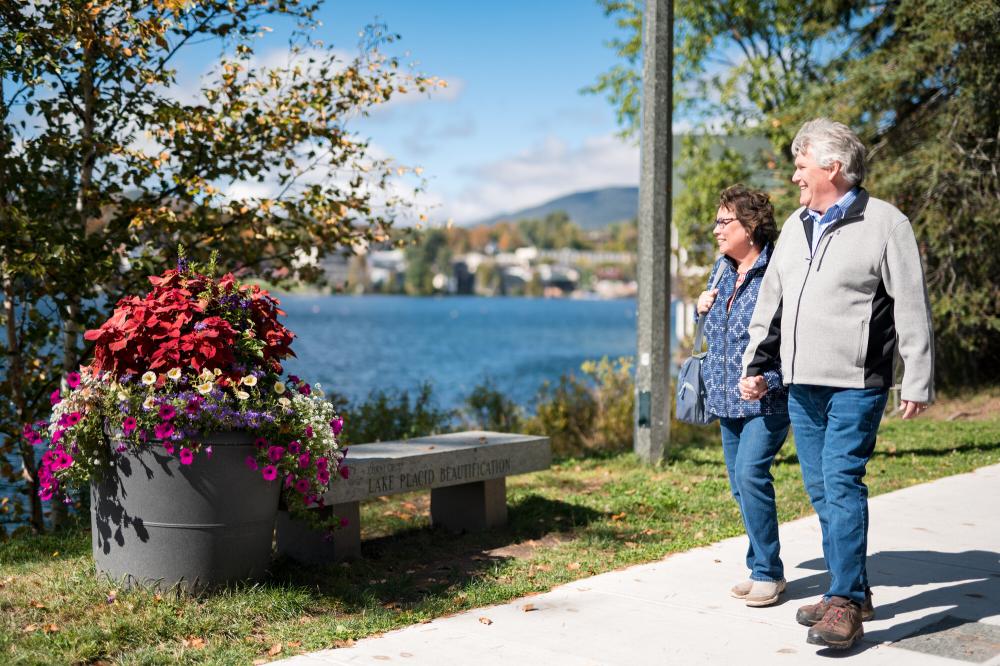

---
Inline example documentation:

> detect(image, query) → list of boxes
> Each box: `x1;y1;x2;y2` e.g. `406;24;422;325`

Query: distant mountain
473;186;639;231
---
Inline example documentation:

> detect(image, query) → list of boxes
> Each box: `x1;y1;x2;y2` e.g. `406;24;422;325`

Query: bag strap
693;258;726;352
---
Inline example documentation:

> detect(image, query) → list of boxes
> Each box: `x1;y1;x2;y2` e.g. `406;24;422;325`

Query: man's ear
827;161;843;182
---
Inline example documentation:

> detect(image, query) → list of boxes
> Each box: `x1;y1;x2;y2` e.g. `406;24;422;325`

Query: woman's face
713;205;752;260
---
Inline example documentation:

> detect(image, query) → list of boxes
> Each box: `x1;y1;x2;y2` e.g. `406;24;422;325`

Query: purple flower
261;465;278;481
245;456;259;471
154;422;175;440
287;440;301;454
330;417;344;435
298;452;311;469
298;383;311;396
339;465;350;480
317;469;331;485
339;516;350;528
267;446;285;463
254;437;268;449
304;425;313;438
316;457;328;471
294;478;310;494
159;404;176;421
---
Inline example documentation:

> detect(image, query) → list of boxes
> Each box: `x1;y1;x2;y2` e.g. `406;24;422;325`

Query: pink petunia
50;389;61;405
284;473;295;489
163;442;175;454
154;422;174;440
294;478;310;494
185;397;203;416
179;447;194;465
298;383;311;396
339;465;350;480
317;469;331;485
245;456;259;471
261;465;278;481
267;446;285;463
298;452;311;469
304;425;313;438
205;445;213;459
51;429;64;444
287;440;301;454
122;416;138;435
39;486;54;501
158;404;176;421
66;372;81;389
339;516;350;527
316;457;328;472
254;436;268;449
330;417;344;435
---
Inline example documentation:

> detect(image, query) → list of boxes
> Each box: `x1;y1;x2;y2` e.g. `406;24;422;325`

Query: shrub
462;378;524;432
332;383;455;446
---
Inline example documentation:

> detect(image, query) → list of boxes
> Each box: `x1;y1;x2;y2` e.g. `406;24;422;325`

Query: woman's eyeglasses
713;217;739;229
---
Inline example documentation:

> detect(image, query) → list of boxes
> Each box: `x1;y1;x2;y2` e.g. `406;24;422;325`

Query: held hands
739;375;768;401
900;400;928;419
697;289;719;315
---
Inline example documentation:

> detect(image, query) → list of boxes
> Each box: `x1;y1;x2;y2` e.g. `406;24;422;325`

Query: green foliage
0;1;440;527
516;211;591;250
462;378;524;432
404;228;452;296
331;383;455;447
590;0;1000;385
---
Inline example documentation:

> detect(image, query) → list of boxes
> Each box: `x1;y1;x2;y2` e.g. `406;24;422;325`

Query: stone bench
276;430;551;563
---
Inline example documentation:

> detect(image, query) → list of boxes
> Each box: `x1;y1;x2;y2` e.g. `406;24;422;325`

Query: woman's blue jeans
787;385;889;605
719;413;790;582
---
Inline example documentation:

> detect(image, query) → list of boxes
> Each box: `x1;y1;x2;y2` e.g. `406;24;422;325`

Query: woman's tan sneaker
730;579;753;598
745;579;787;607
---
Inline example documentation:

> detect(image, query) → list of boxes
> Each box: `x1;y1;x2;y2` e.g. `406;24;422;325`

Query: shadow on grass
270;495;601;612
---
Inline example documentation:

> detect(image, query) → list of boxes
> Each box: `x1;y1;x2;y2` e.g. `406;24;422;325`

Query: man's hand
739;376;768;401
696;289;719;315
900;400;928;419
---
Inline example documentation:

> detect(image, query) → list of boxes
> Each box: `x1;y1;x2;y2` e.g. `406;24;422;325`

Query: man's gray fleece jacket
741;189;934;403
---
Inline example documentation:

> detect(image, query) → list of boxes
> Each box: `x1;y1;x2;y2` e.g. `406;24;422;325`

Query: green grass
2;416;998;664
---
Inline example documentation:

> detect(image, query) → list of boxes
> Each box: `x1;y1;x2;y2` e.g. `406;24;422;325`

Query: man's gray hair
791;118;867;186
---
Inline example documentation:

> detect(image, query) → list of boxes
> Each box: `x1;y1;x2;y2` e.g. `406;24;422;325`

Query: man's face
792;148;836;211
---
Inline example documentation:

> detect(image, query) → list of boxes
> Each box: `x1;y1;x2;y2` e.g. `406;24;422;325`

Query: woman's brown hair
718;185;778;246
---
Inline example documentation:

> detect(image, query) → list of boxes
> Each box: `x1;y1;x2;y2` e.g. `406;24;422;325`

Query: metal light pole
634;0;673;464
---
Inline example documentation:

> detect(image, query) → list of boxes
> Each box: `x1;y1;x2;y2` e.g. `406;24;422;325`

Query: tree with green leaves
589;0;999;385
0;0;439;531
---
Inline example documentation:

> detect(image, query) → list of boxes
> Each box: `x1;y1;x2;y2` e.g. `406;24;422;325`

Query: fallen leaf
154;593;163;602
22;624;37;633
642;529;657;536
567;562;581;571
29;600;46;609
253;660;268;666
51;551;59;557
535;564;552;572
713;559;721;563
182;636;206;649
44;623;59;633
624;541;638;548
287;641;302;648
611;512;627;521
521;603;538;612
478;616;493;625
268;643;283;656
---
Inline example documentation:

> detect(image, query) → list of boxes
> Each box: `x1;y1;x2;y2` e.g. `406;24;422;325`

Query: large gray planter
90;431;280;592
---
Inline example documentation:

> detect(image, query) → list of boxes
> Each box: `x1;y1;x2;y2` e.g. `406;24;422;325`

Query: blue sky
177;0;642;224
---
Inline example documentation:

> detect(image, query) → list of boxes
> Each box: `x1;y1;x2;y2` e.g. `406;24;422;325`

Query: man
739;118;934;650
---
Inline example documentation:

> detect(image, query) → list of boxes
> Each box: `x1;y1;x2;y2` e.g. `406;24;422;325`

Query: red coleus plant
84;267;295;378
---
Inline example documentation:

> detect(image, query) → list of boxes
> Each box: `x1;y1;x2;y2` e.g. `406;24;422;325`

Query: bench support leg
275;502;361;563
431;478;507;532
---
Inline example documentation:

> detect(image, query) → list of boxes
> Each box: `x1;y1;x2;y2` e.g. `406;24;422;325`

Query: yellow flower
213;368;222;377
141;371;157;386
277;397;291;408
273;381;286;395
167;367;181;381
199;369;214;382
143;396;155;410
241;375;257;387
235;390;250;400
196;382;213;395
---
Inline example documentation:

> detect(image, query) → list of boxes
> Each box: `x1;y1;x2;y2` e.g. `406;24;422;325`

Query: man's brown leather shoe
806;597;864;649
796;587;874;626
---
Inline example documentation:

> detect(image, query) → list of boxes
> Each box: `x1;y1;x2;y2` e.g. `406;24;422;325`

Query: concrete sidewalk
280;465;1000;665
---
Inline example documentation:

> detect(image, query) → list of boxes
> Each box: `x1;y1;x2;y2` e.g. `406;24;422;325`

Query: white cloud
434;133;640;224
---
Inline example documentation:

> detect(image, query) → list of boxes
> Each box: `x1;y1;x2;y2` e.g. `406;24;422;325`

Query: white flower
241;375;257;387
235;390;250;400
141;371;157;386
143;396;155;410
314;387;325;398
278;397;291;408
213;368;222;377
273;381;286;395
199;368;214;382
167;367;181;381
196;382;213;395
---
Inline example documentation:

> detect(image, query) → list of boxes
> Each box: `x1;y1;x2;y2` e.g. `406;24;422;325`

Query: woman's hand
696;289;719;315
739;375;768;401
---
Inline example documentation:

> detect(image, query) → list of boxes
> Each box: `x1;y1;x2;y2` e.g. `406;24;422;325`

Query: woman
697;185;789;607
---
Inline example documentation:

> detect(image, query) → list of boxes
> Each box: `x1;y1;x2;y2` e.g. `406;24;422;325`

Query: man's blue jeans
720;413;790;582
788;385;889;604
